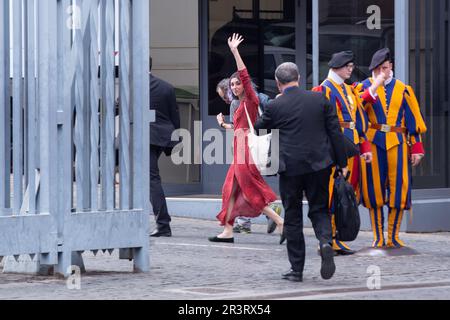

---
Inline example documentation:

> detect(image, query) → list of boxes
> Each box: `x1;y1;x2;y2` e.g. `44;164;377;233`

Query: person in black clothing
149;58;181;237
255;62;348;282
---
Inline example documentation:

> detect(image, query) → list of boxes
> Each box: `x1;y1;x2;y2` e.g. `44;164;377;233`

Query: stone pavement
0;217;449;300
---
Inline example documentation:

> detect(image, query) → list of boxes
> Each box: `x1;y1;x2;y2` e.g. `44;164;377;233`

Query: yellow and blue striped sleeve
404;85;427;154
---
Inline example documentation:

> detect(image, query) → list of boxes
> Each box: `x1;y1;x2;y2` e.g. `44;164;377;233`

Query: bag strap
244;102;256;135
334;168;351;181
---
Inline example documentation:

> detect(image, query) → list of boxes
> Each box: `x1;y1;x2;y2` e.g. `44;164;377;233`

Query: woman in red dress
209;34;284;244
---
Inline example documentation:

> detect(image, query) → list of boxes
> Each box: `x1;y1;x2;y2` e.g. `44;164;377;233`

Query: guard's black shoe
150;228;172;237
282;270;303;282
320;244;336;280
208;236;234;243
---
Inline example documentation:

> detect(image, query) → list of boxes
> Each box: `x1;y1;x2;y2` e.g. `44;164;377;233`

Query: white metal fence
0;0;152;276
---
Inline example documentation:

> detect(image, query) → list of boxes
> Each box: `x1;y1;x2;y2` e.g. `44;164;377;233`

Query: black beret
328;51;354;69
369;48;391;71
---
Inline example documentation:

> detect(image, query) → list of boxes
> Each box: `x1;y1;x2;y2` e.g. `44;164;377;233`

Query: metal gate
0;0;152;276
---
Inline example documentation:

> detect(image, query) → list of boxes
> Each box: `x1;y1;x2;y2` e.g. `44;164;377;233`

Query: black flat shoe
267;219;277;234
279;233;286;245
208;236;234;243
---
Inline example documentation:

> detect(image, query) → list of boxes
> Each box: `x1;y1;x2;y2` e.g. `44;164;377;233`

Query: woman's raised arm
228;33;259;108
228;33;246;71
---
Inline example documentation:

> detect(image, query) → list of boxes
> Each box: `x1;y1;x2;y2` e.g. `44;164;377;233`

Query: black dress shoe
282;269;303;282
320;244;336;280
150;229;172;237
335;248;355;256
208;236;234;243
317;247;338;257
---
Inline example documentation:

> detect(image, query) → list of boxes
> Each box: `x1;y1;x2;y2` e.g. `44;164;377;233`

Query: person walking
312;51;373;255
149;58;181;237
216;79;283;235
354;48;427;248
209;34;284;244
255;62;348;282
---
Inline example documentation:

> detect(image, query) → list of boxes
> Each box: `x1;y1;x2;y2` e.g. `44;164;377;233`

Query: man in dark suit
255;62;348;282
149;58;181;237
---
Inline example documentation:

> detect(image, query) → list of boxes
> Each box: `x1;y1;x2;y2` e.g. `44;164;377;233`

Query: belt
370;124;407;134
340;122;356;130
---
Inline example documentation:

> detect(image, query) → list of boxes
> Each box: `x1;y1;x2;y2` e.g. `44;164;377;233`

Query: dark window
408;0;450;188
208;0;296;115
264;54;276;80
318;0;395;83
281;54;296;63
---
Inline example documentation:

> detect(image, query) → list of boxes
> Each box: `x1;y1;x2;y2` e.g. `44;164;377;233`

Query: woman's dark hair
229;72;258;100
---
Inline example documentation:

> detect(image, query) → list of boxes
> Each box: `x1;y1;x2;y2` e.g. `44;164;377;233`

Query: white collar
328;70;345;85
372;70;394;86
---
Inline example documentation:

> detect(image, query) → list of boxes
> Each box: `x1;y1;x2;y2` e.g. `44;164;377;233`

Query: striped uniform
313;79;370;252
355;78;427;248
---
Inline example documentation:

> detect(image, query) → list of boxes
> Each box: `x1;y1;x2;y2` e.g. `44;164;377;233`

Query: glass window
264;54;277;79
408;0;450;188
318;0;395;84
281;54;296;63
150;0;200;185
208;0;296;115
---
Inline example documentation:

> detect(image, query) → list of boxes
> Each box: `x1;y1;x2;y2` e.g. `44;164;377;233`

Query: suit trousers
280;167;333;273
150;145;172;230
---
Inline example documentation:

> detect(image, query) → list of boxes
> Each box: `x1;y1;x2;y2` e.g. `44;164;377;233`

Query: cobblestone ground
0;217;449;300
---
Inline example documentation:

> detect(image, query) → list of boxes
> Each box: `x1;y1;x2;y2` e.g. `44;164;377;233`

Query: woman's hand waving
228;33;244;53
228;33;246;71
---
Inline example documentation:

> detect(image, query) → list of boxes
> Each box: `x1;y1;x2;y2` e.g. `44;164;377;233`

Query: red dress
216;69;277;226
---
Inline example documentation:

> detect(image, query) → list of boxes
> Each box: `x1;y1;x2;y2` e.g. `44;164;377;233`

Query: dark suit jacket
150;74;181;152
254;87;347;176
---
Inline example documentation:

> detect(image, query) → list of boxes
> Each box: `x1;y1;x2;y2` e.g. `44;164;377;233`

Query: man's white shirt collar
328;70;345;85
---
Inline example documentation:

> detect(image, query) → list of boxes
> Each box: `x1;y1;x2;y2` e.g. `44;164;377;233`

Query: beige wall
150;0;199;96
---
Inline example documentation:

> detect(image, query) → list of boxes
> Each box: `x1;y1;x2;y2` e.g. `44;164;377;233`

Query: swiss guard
354;48;427;248
313;51;373;255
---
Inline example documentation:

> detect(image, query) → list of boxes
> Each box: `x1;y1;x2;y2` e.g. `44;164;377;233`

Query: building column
395;0;409;82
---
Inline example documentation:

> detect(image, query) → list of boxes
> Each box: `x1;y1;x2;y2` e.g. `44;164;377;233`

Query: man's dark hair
275;62;300;85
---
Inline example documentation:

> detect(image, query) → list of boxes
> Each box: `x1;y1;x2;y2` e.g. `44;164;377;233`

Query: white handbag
244;103;272;175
